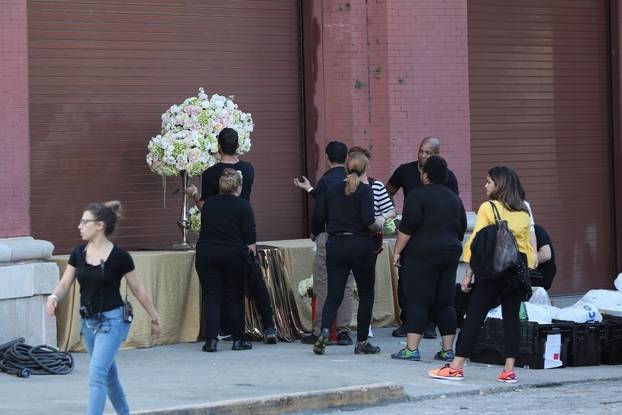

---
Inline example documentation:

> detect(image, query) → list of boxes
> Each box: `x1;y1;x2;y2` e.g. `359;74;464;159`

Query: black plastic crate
601;315;622;365
565;322;606;367
470;318;572;369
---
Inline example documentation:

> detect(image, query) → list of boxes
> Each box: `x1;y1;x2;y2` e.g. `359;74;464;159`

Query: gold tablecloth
52;239;399;351
263;238;399;332
52;251;202;352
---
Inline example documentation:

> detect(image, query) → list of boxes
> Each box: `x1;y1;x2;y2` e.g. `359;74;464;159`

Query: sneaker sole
264;336;277;345
429;373;464;381
497;378;517;383
434;356;453;362
391;355;420;361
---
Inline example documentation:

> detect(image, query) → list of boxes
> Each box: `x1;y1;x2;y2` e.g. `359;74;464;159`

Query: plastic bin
565;322;606;367
601;315;622;365
470;318;572;369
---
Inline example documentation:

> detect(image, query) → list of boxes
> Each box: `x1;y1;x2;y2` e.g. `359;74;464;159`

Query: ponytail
344;151;369;196
345;173;361;196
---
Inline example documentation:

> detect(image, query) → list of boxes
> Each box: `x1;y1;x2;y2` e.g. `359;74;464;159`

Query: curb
408;375;622;403
133;382;407;415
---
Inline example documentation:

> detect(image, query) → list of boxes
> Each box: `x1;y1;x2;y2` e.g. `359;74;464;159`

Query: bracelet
48;294;59;302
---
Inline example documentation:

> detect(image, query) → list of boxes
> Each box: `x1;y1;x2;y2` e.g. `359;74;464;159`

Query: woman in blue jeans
46;201;160;415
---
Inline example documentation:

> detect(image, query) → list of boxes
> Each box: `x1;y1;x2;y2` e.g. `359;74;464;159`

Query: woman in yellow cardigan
429;166;536;383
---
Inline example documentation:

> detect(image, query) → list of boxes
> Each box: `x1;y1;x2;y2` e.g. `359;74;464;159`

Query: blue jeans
81;306;131;415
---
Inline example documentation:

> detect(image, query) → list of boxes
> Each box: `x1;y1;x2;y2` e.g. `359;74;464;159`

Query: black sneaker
264;326;277;344
313;329;330;355
392;325;407;337
354;341;381;354
301;334;318;344
232;340;252;351
337;331;353;346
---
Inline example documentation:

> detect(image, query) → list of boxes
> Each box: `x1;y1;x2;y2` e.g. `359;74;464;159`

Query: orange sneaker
428;364;464;381
497;370;517;383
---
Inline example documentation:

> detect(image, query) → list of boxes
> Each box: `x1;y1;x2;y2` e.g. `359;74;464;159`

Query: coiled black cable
0;338;73;378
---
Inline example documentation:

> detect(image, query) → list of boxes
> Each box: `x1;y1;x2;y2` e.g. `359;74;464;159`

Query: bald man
386;137;459;198
386;137;460;339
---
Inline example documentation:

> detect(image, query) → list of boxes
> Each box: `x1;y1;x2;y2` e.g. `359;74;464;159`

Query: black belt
331;232;356;236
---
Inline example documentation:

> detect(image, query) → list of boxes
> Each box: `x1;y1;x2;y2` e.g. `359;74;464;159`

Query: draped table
51;239;400;352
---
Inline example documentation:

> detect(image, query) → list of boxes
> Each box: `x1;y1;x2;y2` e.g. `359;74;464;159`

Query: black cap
325;141;348;163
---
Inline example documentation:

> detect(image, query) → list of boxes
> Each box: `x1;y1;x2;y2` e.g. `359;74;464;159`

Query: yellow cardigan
463;200;537;269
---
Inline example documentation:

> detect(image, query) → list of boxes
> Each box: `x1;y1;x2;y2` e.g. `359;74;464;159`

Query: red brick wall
0;0;30;237
304;0;472;210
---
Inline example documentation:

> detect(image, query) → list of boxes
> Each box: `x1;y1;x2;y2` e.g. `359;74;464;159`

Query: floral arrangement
146;88;254;177
297;276;314;298
189;206;201;233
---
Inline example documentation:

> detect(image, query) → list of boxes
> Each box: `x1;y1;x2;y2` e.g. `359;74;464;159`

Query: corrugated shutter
468;0;614;293
28;0;304;253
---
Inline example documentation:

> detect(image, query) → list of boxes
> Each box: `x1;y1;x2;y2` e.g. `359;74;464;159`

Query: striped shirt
371;179;395;217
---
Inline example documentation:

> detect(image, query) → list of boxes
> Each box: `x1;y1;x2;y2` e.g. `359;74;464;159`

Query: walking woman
429;166;536;383
313;151;381;355
196;168;256;352
391;156;467;362
46;201;161;415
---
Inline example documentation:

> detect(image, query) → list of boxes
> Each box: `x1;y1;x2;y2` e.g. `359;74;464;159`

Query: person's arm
46;264;77;316
309;177;327;200
386;167;402;197
538;244;552;264
241;203;257;250
462;202;494;264
392;230;411;267
125;271;161;338
186;184;205;210
360;186;377;231
529;230;539;268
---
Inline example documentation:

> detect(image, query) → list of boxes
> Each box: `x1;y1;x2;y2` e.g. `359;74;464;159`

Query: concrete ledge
0;261;59;300
0;236;54;263
133;382;407;415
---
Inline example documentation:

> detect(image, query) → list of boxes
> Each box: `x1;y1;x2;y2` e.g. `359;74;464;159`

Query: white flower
146;87;254;177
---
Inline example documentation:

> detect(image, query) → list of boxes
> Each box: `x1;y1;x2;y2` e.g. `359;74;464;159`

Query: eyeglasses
78;219;98;225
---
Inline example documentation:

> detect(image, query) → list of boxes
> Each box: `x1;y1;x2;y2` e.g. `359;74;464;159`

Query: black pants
456;277;521;358
195;244;246;341
401;250;459;336
321;235;377;343
221;275;274;333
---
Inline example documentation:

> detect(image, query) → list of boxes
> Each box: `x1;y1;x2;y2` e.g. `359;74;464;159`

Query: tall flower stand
172;170;193;250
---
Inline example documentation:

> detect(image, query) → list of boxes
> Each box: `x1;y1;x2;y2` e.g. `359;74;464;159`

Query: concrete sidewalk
0;328;619;414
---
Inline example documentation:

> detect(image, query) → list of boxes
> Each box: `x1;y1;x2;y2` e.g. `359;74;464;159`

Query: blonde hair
219;168;243;195
345;152;369;196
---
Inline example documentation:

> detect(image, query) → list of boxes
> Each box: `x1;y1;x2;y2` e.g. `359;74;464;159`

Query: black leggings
456;277;521;358
401;250;460;336
195;244;246;341
321;235;377;343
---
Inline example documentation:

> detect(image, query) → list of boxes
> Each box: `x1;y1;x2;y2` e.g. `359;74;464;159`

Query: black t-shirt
388;160;459;198
322;181;375;236
310;166;347;236
535;224;556;290
68;244;135;313
198;194;257;249
200;160;254;202
399;184;467;258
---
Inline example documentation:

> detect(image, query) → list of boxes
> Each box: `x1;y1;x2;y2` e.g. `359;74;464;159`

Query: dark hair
84;201;123;236
345;152;369;196
488;166;528;213
325;141;348;164
348;146;371;159
219;168;243;194
218;128;239;155
422;155;448;184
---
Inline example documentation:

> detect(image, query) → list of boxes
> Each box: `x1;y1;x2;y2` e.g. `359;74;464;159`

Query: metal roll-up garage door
468;0;614;293
28;0;304;253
